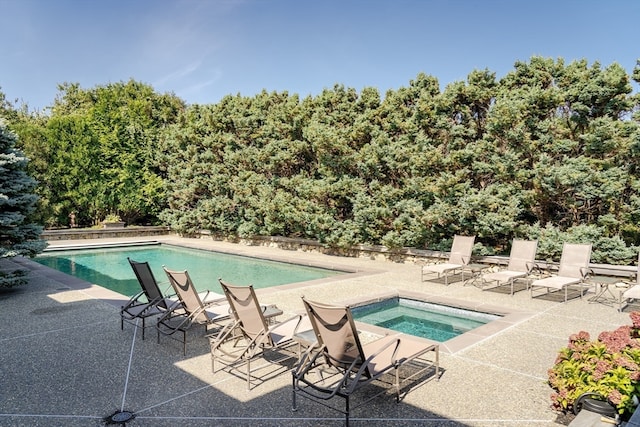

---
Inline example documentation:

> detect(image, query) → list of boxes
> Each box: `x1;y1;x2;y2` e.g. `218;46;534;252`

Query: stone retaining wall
41;226;171;241
197;232;637;277
40;227;637;277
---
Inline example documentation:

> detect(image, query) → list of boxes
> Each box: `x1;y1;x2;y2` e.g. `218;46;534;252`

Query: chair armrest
208;319;240;344
292;314;311;335
164;298;184;312
265;314;306;339
344;336;402;393
529;262;550;278
367;335;403;364
157;302;195;331
121;291;146;309
200;290;226;307
525;261;536;274
580;267;593;280
158;299;193;323
292;346;352;400
292;343;323;377
160;282;178;298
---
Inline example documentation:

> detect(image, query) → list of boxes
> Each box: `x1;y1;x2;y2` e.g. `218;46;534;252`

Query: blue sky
1;0;638;112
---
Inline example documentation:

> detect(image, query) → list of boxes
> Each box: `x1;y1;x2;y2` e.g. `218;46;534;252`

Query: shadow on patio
0;263;468;427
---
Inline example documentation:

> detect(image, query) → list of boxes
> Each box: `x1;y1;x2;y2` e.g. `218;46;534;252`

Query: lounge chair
210;279;308;389
619;253;640;312
292;297;439;426
421;235;475;285
120;258;172;339
479;239;538;295
529;243;592;303
157;267;231;354
122;259;223;334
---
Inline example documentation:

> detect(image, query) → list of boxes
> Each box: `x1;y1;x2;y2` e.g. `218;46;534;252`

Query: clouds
120;1;236;101
1;0;638;111
153;59;224;104
153;61;204;88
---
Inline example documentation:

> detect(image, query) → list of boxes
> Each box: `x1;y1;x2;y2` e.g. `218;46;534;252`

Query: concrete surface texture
0;236;636;426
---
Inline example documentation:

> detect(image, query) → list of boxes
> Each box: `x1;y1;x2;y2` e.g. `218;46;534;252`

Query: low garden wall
40;227;636;278
41;226;171;241
198;232;637;277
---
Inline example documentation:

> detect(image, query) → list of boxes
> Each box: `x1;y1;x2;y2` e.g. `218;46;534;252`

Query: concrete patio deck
0;235;635;426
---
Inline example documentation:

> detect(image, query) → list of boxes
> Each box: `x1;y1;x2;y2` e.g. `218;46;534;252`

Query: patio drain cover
105;410;135;424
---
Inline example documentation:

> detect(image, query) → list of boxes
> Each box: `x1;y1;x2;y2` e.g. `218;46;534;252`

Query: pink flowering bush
548;312;640;416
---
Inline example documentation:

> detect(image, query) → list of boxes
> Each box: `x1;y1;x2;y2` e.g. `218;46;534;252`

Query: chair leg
292;375;298;411
246;357;251;390
394;367;401;402
619;296;627;312
345;395;350;427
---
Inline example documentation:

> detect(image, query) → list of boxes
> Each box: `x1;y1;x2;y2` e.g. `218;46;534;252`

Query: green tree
0;119;47;287
19;80;185;226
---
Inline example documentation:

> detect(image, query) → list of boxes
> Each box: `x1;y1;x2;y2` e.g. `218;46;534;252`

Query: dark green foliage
5;57;640;264
158;57;640;264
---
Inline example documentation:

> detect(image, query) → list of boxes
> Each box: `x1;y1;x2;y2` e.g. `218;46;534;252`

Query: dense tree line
3;57;640;264
6;80;185;226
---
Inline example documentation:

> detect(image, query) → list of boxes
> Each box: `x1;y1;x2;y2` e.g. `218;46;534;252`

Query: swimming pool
351;297;501;342
35;244;343;297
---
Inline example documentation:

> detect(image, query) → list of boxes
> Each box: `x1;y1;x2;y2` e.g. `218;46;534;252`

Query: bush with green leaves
156;58;640;261
548;312;640;416
522;223;638;264
103;213;123;223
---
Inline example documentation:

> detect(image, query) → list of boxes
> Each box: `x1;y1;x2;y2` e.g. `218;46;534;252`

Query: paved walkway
0;236;634;426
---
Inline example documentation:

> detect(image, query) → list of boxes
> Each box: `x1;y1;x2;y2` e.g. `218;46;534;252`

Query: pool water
351;298;500;342
35;244;342;297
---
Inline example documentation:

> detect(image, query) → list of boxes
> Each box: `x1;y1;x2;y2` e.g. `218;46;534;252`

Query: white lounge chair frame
421;235;475;285
529;243;592;303
619;252;640;312
480;239;538;295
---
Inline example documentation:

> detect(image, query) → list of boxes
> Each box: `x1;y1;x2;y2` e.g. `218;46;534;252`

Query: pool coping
40;238;386;304
337;289;536;355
